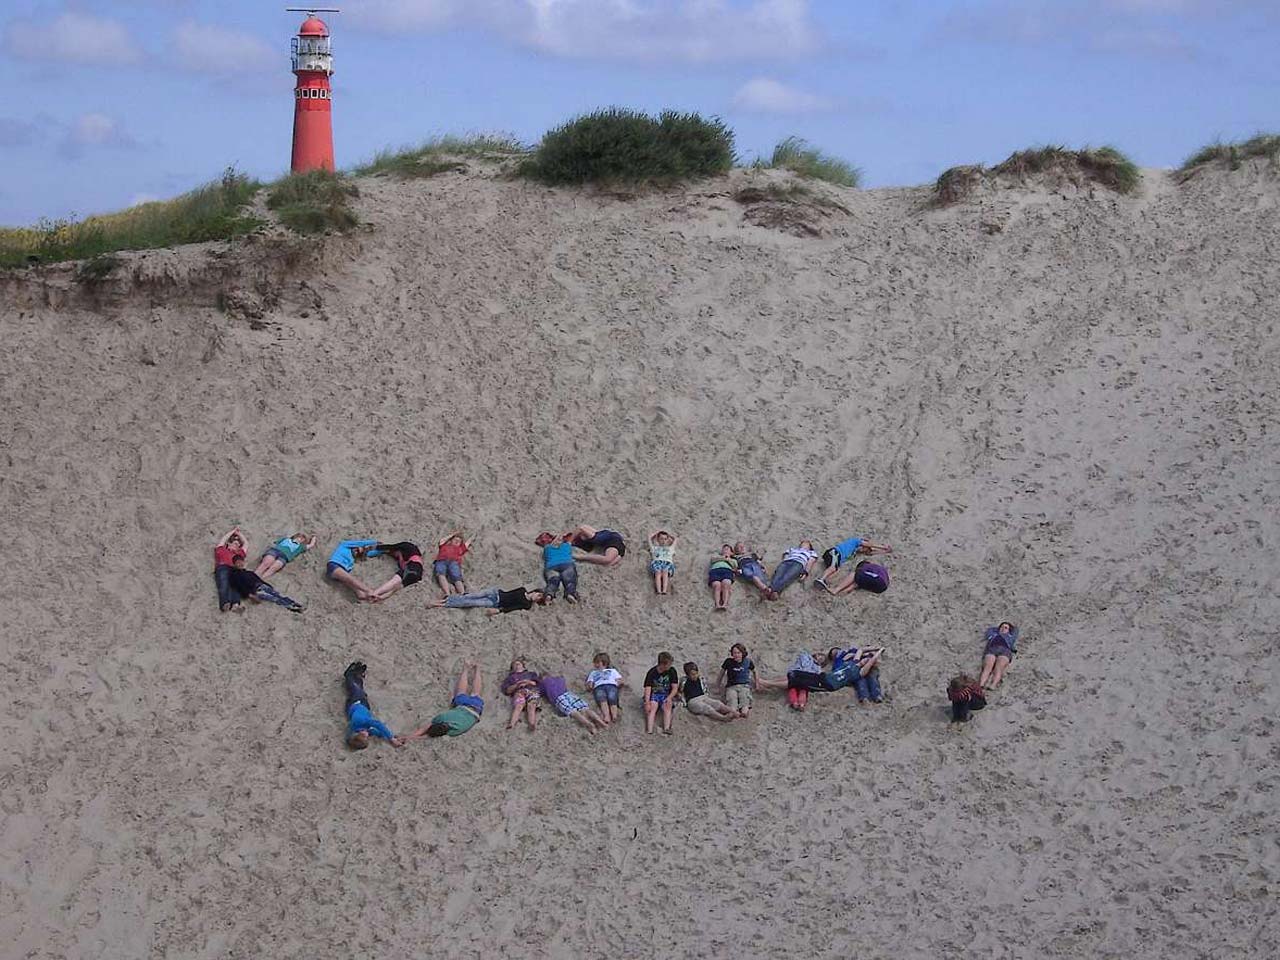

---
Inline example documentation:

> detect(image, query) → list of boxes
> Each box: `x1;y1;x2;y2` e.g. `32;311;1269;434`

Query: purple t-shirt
539;675;568;700
503;670;539;695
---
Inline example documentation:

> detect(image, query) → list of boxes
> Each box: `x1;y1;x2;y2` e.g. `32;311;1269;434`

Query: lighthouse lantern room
287;7;339;173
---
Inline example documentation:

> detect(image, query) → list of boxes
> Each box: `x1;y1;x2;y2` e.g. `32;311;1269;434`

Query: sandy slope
1;159;1278;959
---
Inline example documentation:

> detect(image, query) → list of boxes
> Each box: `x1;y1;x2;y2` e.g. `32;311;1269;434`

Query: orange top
299;16;328;37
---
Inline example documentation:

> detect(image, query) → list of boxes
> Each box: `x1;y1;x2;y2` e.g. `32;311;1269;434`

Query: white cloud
732;77;831;113
60;113;137;158
351;0;820;62
3;11;142;66
171;21;276;75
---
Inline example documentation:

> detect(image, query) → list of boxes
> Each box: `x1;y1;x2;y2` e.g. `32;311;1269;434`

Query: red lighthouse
288;8;339;172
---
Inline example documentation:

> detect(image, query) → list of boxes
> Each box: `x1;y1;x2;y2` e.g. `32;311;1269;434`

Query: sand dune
2;159;1278;959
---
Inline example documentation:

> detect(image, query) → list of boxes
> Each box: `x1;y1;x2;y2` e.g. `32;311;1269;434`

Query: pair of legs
568;526;624;567
433;560;466;597
407;663;483;739
710;574;733;609
254;551;287;580
644;695;675;734
687;695;737;722
767;560;806;600
343;661;369;710
545;562;580;602
652;563;673;595
827;566;865;595
218;565;302;613
852;667;884;703
594;686;621;724
980;653;1012;688
724;685;752;719
370;562;423;603
567;705;609;734
328;565;376;603
507;689;540;730
737;561;771;599
434;588;501;609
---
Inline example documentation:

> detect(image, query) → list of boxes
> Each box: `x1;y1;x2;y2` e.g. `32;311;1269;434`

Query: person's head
733;541;746;554
426;722;450;738
729;643;747;662
657;651;674;669
655;530;673;546
828;647;841;665
528;589;550;606
228;532;244;549
347;730;370;751
683;661;699;678
720;543;733;557
800;539;814;550
449;534;464;546
509;657;527;674
593;651;611;669
949;674;976;693
535;532;555;547
814;650;829;666
998;621;1014;635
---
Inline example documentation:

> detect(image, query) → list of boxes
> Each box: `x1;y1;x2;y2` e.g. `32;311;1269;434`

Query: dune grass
933;145;1140;205
352;134;528;179
757;136;861;188
1181;134;1280;172
518;108;735;186
266;170;359;234
0;168;262;269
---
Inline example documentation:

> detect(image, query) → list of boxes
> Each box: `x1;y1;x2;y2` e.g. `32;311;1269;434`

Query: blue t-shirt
347;701;394;740
834;537;864;561
721;657;754;686
328;538;380;572
543;542;574;567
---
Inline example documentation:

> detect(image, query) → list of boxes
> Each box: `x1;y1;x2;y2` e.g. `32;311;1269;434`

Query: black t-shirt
496;588;533;613
644;666;678;694
682;676;706;700
378;542;421;569
721;657;754;686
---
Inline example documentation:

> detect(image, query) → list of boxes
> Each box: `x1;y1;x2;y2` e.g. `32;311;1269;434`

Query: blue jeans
433;559;464;583
544;562;578;599
444;588;500;608
852;668;882;702
768;559;805;594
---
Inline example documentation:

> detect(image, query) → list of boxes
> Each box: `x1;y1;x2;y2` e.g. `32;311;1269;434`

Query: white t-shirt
783;546;817;565
587;668;622;688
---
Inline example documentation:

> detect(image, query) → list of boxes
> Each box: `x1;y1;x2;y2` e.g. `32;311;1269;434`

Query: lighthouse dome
298;16;329;37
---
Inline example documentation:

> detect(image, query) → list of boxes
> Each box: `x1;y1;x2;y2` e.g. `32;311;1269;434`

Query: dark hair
828;647;841;664
730;642;748;658
530;590;551;606
657;651;673;665
999;621;1015;632
949;674;976;693
594;651;611;667
683;661;698;675
426;722;450;738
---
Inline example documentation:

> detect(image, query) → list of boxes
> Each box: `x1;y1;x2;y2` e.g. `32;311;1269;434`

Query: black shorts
821;548;841;569
399;561;424;587
589;531;626;557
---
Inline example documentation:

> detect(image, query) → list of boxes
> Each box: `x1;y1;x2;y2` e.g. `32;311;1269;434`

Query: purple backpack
853;562;890;594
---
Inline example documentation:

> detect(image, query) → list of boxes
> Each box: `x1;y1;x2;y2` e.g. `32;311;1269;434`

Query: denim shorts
738;560;764;581
263;547;289;564
592;683;620;706
708;567;735;584
433;559;464;582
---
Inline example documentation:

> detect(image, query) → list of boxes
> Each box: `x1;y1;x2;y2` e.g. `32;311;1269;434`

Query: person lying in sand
565;525;627;567
536;531;580;603
431;586;550;614
815;535;892;592
585;652;624;724
540;672;608;734
681;662;737;722
732;542;771;598
407;663;485;739
717;643;757;718
502;658;542;731
432;530;472;598
325;538;382;602
643;652;680;734
766;540;819;600
757;650;829;711
708;544;738;609
822;646;885;704
648;529;678;595
342;661;405;749
978;622;1019;689
948;674;987;723
213;527;304;613
367;541;425;603
253;531;318;580
827;559;891;596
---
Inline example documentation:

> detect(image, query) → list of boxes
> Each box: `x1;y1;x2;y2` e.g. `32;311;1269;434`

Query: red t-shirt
214;544;246;568
435;541;468;563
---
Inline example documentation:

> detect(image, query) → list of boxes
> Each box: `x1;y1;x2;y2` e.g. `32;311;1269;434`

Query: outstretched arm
860;541;892;555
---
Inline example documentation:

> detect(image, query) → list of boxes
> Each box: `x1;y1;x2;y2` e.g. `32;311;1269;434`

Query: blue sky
0;0;1275;225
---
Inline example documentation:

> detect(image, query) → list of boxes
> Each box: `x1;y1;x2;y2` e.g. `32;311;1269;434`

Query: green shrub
519;108;734;185
1182;134;1280;172
758;136;860;187
353;134;528;178
266;170;359;234
0;168;262;269
932;145;1140;205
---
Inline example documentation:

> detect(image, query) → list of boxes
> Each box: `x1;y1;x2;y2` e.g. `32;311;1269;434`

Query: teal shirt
542;542;574;567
